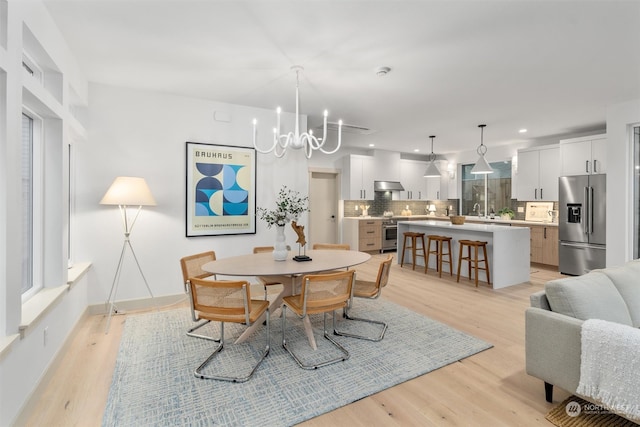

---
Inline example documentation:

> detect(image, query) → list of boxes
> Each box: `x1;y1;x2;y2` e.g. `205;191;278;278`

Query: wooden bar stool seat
400;232;427;273
426;235;453;277
456;240;491;287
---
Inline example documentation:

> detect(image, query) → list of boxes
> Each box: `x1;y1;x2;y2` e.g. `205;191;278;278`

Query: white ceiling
43;0;640;156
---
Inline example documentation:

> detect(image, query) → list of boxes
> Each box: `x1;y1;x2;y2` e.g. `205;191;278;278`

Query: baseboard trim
88;293;188;316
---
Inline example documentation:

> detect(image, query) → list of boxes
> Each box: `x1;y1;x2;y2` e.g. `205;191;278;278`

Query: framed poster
186;142;256;236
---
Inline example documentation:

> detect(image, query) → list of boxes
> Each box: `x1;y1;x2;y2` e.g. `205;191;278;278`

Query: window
67;141;75;266
21;113;33;294
460;160;512;216
21;111;43;301
633;126;640;259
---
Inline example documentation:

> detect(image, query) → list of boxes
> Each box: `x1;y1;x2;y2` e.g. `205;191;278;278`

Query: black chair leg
544;382;553;403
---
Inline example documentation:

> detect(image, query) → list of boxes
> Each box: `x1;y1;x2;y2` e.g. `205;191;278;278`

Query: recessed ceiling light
414;149;420;152
519;128;528;133
369;143;375;147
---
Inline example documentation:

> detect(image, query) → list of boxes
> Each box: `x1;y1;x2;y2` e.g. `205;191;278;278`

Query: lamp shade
423;160;441;177
100;176;156;206
470;155;494;174
471;124;494;174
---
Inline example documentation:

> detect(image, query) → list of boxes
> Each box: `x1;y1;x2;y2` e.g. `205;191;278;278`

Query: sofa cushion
545;271;633;326
599;259;640;327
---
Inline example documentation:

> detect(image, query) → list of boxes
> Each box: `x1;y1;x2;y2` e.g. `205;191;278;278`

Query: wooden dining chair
282;270;355;369
189;277;270;382
180;251;219;341
312;243;351;250
335;255;393;341
312;243;351;272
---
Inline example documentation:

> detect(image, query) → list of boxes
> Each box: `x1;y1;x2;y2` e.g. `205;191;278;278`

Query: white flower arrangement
257;186;309;228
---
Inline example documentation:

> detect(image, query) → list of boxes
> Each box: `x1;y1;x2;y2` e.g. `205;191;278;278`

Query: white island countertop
397;220;530;289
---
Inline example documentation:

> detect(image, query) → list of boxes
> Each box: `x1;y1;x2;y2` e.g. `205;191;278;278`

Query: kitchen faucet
473;203;482;217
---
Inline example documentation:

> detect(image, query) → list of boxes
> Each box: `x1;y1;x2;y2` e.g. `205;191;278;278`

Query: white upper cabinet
426;174;443;200
516;145;560;201
398;159;446;200
342;155;375;200
399;159;428;200
560;134;606;176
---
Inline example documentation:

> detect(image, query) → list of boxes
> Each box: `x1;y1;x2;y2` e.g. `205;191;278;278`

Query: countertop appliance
381;218;398;252
558;174;606;275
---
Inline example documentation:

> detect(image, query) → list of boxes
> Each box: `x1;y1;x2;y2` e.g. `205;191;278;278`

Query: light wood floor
24;254;566;426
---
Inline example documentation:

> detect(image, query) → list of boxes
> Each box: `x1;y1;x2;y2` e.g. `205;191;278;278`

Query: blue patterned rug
103;299;492;426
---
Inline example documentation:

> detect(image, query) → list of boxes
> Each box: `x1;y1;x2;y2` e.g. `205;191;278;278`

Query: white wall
606;99;640;266
78;83;315;305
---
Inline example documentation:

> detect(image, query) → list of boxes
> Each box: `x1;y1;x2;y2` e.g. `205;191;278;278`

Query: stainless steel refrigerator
558;175;606;275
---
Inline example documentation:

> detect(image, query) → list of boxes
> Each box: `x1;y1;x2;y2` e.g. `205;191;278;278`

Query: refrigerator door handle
589;186;594;235
584;186;589;235
560;241;606;250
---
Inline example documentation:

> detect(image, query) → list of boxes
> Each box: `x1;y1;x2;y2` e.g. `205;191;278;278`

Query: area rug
103;299;492;426
546;396;639;427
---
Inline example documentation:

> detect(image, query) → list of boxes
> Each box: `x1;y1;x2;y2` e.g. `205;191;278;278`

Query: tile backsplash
343;192;458;217
343;193;558;221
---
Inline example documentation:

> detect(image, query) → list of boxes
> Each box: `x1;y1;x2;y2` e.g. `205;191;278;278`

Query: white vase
273;225;288;261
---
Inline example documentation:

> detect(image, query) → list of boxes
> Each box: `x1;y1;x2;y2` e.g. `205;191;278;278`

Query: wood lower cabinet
517;224;558;266
358;220;382;251
342;218;382;252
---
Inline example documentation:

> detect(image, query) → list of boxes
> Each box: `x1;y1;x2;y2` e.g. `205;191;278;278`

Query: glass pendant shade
470;124;494;174
423;135;441;177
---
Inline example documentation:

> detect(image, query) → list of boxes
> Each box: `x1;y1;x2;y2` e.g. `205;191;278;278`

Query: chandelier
252;65;342;158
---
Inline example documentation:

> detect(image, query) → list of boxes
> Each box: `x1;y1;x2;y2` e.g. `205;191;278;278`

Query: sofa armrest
525;307;583;397
530;290;550;310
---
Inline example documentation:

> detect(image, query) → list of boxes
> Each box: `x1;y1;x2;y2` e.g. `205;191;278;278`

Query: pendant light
470;124;494;174
423;135;441;177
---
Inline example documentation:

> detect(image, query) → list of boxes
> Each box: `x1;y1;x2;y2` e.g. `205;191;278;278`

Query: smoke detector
375;66;391;77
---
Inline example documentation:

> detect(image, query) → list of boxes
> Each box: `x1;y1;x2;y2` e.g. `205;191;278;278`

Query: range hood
374;180;405;192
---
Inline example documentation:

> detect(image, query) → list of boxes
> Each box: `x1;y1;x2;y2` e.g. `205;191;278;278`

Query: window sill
18;262;92;338
0;334;20;359
68;261;92;288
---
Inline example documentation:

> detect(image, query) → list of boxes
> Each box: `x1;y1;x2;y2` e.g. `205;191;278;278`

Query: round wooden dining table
202;249;372;349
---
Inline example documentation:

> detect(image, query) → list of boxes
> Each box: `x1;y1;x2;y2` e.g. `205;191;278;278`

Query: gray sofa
525;259;640;404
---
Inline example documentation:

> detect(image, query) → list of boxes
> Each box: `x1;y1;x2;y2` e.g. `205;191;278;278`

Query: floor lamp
100;176;157;333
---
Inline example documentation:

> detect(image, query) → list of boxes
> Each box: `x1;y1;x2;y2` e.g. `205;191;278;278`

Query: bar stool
426;235;453;277
456;240;491;287
400;232;427;273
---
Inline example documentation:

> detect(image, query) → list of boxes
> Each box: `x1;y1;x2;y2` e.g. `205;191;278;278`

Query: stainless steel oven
381;219;397;252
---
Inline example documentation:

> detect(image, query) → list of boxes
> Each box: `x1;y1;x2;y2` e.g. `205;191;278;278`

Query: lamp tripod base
104;236;155;333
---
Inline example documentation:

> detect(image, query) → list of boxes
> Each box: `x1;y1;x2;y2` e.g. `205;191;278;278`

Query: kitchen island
397;220;530;289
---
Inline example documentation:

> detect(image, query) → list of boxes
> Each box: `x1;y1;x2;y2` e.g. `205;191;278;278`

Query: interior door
309;171;338;245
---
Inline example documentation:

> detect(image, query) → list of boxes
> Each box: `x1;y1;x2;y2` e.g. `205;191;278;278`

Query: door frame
308;167;342;245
